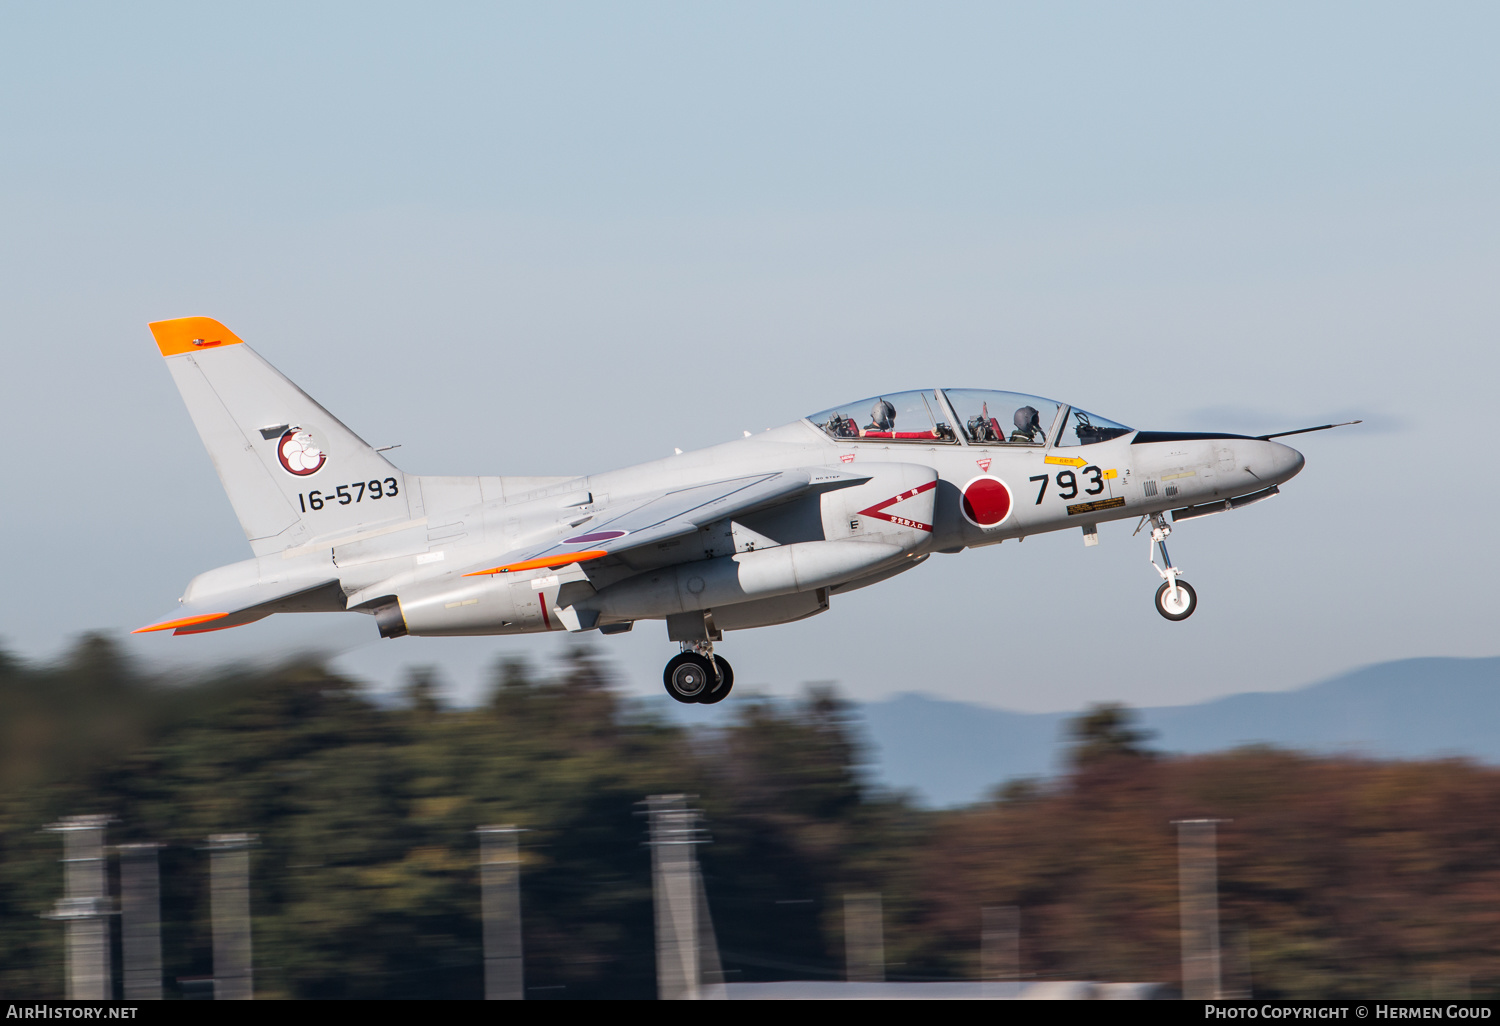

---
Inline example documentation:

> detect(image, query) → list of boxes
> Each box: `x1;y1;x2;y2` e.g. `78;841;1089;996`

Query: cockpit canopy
811;390;956;443
807;390;1132;447
944;389;1060;445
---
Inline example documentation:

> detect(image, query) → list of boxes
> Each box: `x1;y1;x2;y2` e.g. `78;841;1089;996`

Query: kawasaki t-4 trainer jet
136;316;1341;705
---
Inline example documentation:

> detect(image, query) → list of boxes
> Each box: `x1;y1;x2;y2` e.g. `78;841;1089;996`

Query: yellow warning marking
1067;496;1127;516
1045;456;1087;467
1161;470;1197;481
1104;468;1118;480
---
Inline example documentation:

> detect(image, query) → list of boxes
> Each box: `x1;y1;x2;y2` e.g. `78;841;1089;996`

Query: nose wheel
1138;512;1198;621
663;642;734;704
1155;579;1197;620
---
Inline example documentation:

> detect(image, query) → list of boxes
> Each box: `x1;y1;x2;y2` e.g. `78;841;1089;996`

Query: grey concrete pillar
646;795;722;1000
119;843;163;1001
45;815;113;1000
982;905;1019;999
1174;818;1225;1000
208;833;256;1000
843;893;884;982
477;825;524;1000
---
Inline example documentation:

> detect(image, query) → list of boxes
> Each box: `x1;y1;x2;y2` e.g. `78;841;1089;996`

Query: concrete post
1174;818;1226;1000
477;825;524;1000
118;843;163;1001
843;893;885;982
208;833;256;1000
45;816;114;1000
982;905;1020;999
646;795;722;1000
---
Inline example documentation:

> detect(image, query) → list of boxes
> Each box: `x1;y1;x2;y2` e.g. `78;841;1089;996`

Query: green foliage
3;638;1500;999
0;638;902;998
1065;702;1156;768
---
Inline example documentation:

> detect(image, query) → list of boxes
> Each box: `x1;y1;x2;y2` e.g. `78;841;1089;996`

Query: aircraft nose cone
1260;440;1304;484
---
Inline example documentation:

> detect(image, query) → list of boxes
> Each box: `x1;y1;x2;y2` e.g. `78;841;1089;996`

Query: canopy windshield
808;390;956;443
1055;407;1133;446
942;390;1062;446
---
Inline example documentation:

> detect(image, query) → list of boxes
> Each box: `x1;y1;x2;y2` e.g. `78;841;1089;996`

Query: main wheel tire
664;652;715;703
697;656;735;705
1155;579;1198;621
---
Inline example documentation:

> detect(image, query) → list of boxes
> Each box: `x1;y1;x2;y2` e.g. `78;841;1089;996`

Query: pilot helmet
1014;405;1041;435
871;399;896;430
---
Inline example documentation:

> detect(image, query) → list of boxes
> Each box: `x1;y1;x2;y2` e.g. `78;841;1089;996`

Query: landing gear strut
663;641;734;704
1138;512;1198;621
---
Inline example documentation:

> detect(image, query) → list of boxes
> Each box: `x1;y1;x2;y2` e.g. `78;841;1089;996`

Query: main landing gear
663;641;734;705
1137;512;1198;621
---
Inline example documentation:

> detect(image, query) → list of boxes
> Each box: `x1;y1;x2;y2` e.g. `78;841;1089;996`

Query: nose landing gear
1138;512;1198;621
1155;578;1197;620
663;641;735;704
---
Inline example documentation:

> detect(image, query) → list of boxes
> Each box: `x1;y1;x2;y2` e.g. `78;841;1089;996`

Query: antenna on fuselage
1255;420;1361;441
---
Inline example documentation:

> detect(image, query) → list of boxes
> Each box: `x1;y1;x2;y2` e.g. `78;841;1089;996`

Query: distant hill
860;656;1500;807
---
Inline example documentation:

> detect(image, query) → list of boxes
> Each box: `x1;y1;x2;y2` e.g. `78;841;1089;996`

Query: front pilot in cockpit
808;390;957;443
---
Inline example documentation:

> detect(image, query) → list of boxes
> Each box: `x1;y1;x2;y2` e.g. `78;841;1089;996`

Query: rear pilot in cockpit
1010;405;1043;444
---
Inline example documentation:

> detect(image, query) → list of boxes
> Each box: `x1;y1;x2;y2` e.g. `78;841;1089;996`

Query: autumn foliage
913;745;1500;997
2;638;1498;998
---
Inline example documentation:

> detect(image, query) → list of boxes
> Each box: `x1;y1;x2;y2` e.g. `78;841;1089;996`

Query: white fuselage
179;417;1304;640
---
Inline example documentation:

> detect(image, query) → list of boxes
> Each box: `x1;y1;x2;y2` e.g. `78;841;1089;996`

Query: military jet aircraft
135;316;1342;705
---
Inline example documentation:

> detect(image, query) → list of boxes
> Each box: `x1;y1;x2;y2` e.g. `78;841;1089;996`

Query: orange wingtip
131;612;231;634
463;550;609;576
148;317;246;357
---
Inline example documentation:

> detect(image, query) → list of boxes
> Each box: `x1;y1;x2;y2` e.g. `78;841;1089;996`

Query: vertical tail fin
150;317;415;555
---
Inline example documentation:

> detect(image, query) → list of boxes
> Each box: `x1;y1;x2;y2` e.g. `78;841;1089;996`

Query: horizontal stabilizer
133;579;344;636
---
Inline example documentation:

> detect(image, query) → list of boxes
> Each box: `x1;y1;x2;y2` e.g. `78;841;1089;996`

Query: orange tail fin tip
148;317;245;357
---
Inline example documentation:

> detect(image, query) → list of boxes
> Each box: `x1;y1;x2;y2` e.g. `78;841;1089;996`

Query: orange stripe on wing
462;550;609;577
131;612;231;634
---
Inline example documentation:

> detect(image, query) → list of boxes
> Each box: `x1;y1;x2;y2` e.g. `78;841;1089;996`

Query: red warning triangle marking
977;458;992;472
855;479;937;532
840;453;856;463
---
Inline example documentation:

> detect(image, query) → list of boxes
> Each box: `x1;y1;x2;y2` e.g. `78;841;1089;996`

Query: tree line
1;636;1496;998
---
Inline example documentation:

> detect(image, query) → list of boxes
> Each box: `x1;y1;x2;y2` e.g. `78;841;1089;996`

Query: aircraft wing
463;467;871;577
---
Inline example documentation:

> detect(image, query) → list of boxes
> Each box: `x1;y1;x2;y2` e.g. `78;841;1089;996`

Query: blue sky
2;3;1496;710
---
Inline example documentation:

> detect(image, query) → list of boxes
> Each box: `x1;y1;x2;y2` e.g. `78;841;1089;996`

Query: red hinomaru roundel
277;428;326;476
960;475;1012;528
